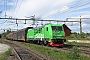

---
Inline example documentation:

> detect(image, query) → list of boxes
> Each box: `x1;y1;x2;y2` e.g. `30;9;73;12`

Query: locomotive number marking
35;34;44;38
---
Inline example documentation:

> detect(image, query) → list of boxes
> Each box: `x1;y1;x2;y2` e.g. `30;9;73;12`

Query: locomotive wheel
37;41;42;45
43;40;48;46
40;41;43;45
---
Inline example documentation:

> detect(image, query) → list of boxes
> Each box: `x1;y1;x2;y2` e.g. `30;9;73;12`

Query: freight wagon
13;27;33;41
6;33;13;40
6;24;71;47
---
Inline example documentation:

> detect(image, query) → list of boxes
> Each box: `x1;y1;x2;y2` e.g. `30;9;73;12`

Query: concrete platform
0;44;10;54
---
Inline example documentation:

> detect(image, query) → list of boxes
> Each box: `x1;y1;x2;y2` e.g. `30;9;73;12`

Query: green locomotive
6;24;71;47
27;24;71;46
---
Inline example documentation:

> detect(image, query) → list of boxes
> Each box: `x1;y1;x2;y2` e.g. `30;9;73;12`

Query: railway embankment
1;39;90;60
19;41;90;60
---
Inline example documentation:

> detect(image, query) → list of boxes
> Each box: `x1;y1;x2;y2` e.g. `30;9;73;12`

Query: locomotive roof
33;26;44;29
34;24;71;31
32;24;63;29
14;27;33;33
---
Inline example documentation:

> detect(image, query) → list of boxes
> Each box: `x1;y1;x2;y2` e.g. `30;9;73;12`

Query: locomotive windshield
52;26;62;31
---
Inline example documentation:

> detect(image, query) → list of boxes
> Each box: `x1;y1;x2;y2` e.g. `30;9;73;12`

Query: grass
0;40;3;43
20;42;90;60
0;48;11;60
0;40;11;60
65;33;90;40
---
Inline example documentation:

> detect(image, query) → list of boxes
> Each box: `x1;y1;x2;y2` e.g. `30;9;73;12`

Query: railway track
1;39;90;60
43;44;90;57
2;39;46;60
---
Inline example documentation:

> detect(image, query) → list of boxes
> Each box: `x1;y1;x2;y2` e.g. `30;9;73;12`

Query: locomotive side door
44;27;49;39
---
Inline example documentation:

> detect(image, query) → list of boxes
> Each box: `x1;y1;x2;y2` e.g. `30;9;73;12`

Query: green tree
1;30;11;38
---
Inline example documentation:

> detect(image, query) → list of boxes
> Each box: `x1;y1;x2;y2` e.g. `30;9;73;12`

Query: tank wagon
6;24;71;47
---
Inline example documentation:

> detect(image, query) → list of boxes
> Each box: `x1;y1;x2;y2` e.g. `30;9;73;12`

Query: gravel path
0;44;10;54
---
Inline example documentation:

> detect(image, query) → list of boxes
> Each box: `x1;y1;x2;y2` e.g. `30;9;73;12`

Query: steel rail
1;39;46;60
12;47;22;60
24;47;46;60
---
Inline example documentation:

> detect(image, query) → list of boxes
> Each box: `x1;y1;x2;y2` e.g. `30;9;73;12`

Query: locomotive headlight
50;40;53;44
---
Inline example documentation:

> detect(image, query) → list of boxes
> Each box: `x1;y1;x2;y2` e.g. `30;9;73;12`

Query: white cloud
1;0;90;33
10;0;75;18
82;14;90;18
13;0;56;18
60;6;69;13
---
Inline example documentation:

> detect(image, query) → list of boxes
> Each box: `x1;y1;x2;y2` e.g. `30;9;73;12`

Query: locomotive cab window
52;26;62;31
46;27;48;31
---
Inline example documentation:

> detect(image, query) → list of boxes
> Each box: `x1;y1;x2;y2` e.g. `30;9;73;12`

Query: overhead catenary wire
13;0;23;18
46;0;90;18
0;20;7;24
69;0;90;12
11;0;90;19
0;0;8;24
30;0;60;16
4;0;7;18
70;0;90;8
0;0;90;34
12;0;18;18
4;0;5;15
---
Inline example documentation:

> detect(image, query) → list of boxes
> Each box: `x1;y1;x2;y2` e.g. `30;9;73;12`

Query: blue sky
0;0;90;33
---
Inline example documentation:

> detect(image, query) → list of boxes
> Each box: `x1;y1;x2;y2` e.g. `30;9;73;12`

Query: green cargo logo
35;34;44;38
